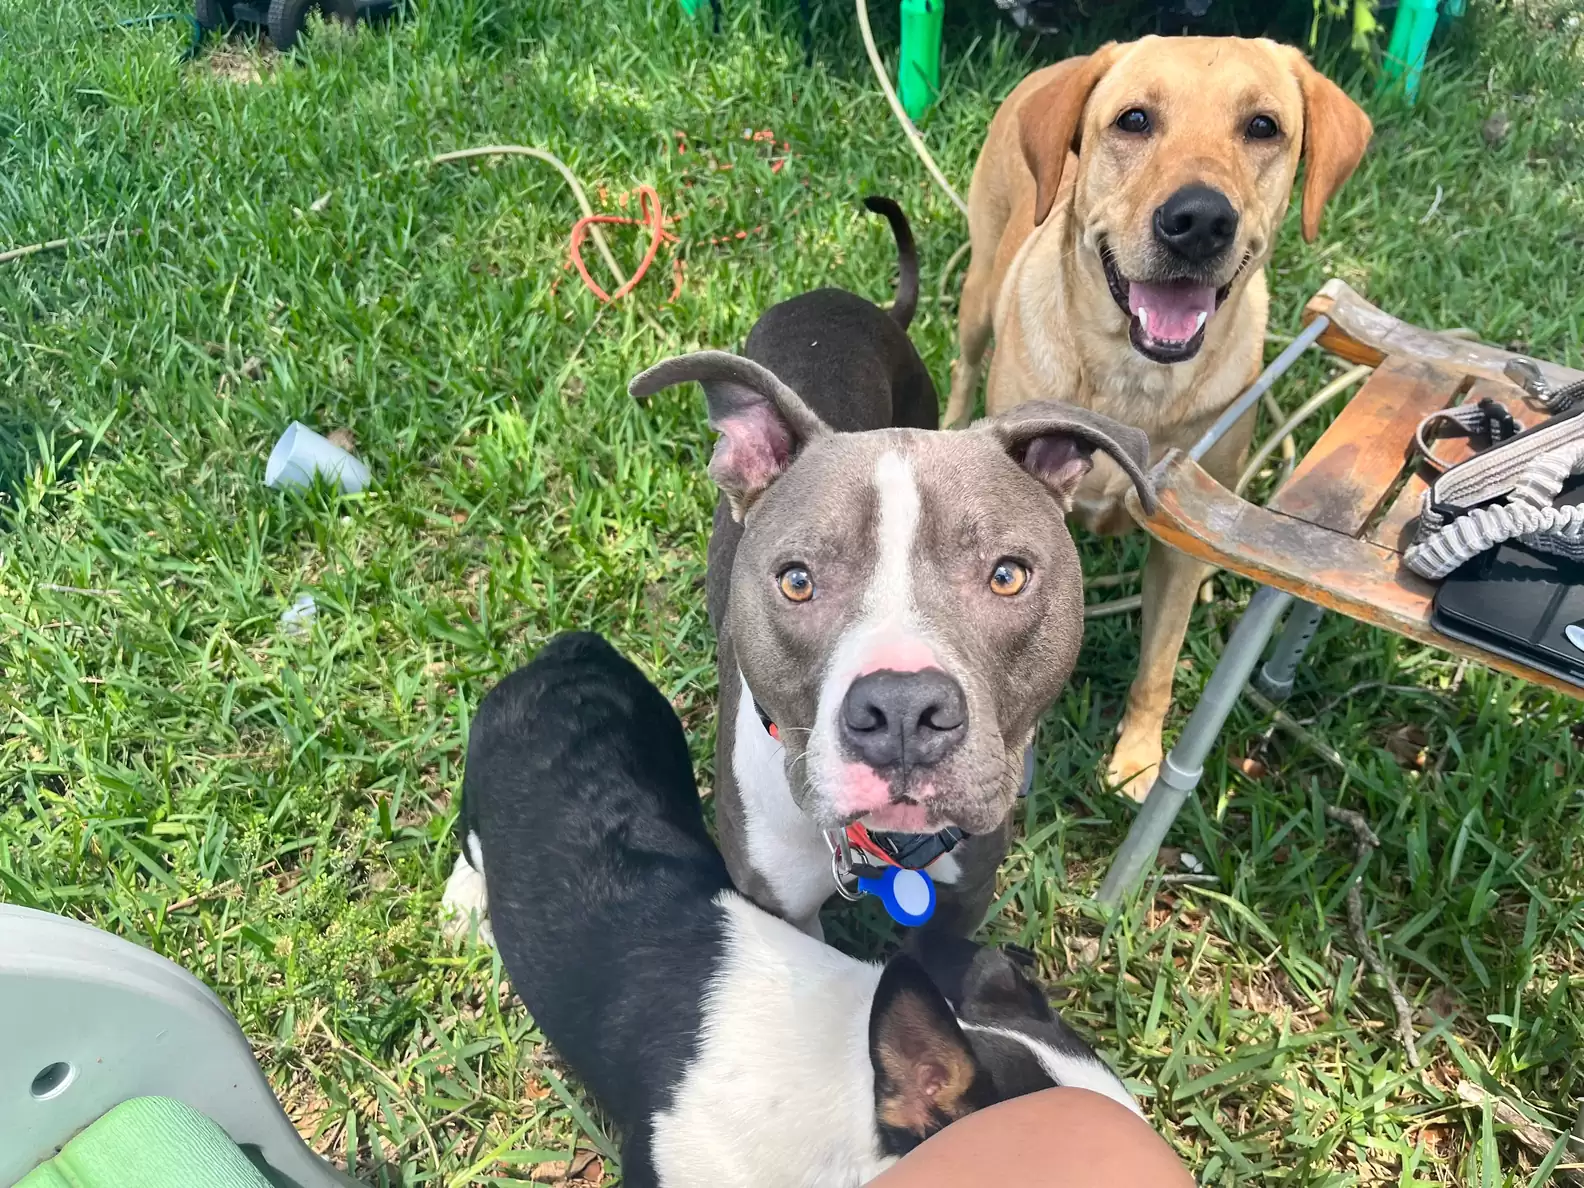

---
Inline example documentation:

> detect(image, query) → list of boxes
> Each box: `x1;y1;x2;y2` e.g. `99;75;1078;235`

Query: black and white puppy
440;632;1141;1188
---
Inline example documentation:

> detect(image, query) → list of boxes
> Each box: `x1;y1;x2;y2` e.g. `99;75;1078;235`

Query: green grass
3;0;1583;1182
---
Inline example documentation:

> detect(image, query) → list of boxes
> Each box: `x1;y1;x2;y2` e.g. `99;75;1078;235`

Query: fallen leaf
571;1151;604;1185
1415;1122;1457;1159
1156;846;1182;869
1069;936;1102;967
240;355;265;380
532;1149;604;1185
1236;754;1268;779
1420;984;1459;1024
523;1075;552;1101
1384;724;1430;769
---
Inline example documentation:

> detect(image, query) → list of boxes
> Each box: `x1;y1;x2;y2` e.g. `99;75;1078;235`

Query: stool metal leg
1096;586;1293;907
1254;600;1324;702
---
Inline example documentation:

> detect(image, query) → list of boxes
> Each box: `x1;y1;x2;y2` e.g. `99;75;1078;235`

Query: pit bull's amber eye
1246;114;1280;140
778;566;815;602
989;560;1030;597
1115;108;1150;134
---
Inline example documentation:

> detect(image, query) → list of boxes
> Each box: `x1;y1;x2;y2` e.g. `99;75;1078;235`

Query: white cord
1235;364;1373;496
309;144;631;293
1085;593;1142;620
855;0;968;217
426;146;629;288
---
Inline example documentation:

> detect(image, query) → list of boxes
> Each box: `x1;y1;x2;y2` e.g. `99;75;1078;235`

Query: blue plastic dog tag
857;866;936;928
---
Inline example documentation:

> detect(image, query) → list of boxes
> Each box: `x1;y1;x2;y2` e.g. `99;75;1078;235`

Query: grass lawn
3;0;1583;1182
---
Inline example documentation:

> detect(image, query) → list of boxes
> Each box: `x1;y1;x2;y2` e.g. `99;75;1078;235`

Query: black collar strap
848;822;966;872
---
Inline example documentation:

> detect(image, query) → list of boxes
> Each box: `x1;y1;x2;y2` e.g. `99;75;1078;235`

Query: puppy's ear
630;351;831;521
981;400;1156;515
1286;49;1373;243
869;955;989;1152
899;931;983;1012
1019;43;1121;227
958;946;1055;1026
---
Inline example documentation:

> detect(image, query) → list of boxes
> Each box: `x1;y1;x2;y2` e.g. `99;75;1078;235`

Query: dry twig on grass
1457;1081;1584;1186
1325;804;1421;1068
1;228;138;265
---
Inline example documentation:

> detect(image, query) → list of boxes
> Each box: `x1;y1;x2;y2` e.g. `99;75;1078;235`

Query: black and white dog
441;633;1141;1188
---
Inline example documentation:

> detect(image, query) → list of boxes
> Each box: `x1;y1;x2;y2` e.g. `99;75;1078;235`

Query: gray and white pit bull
632;214;1155;939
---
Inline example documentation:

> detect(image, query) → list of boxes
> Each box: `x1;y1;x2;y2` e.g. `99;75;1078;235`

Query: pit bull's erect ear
1019;42;1121;227
630;351;831;521
982;400;1156;515
1283;47;1373;243
869;955;988;1150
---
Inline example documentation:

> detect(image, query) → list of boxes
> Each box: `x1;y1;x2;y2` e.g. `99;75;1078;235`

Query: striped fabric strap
1405;498;1584;580
1404;382;1584;579
1413;399;1522;475
1504;357;1584;414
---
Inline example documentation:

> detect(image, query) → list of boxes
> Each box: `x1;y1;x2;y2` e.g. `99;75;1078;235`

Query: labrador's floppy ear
981;400;1156;515
1285;49;1373;243
1019;43;1122;227
630;351;832;521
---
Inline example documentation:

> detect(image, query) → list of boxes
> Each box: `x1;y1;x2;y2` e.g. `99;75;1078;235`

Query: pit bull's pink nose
840;668;966;770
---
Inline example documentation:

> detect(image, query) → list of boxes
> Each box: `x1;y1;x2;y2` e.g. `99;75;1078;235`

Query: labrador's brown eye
778;566;814;603
1116;108;1151;134
989;560;1030;597
1246;114;1280;140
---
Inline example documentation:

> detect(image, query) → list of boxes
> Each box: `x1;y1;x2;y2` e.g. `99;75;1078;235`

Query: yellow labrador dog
946;37;1372;797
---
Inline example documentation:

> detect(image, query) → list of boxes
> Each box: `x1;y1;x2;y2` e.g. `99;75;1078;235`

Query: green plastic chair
1;904;361;1188
1382;0;1466;103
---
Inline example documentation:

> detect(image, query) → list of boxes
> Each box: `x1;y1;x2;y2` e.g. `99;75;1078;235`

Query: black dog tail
863;195;919;330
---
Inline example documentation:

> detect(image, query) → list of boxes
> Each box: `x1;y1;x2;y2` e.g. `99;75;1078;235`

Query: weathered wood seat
1098;280;1584;904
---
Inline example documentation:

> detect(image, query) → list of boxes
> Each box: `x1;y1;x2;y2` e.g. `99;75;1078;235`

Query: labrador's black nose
840;669;967;769
1153;185;1239;263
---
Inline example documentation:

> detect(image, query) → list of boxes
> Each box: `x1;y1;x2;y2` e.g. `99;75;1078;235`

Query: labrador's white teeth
1194;311;1208;333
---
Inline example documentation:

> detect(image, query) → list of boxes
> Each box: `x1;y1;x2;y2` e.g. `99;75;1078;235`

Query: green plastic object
897;0;943;122
1;904;361;1188
677;0;706;14
1381;0;1439;102
18;1097;275;1188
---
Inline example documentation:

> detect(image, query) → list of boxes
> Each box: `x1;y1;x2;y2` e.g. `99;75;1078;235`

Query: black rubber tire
267;0;313;48
193;0;234;30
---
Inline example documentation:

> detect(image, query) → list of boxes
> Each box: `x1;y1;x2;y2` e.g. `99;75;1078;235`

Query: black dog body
442;633;1142;1187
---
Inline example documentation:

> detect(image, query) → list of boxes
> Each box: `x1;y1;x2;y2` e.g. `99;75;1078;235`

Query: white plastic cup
279;593;318;638
265;422;370;494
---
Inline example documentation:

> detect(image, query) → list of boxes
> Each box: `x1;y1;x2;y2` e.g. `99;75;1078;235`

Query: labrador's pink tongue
1129;281;1216;343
